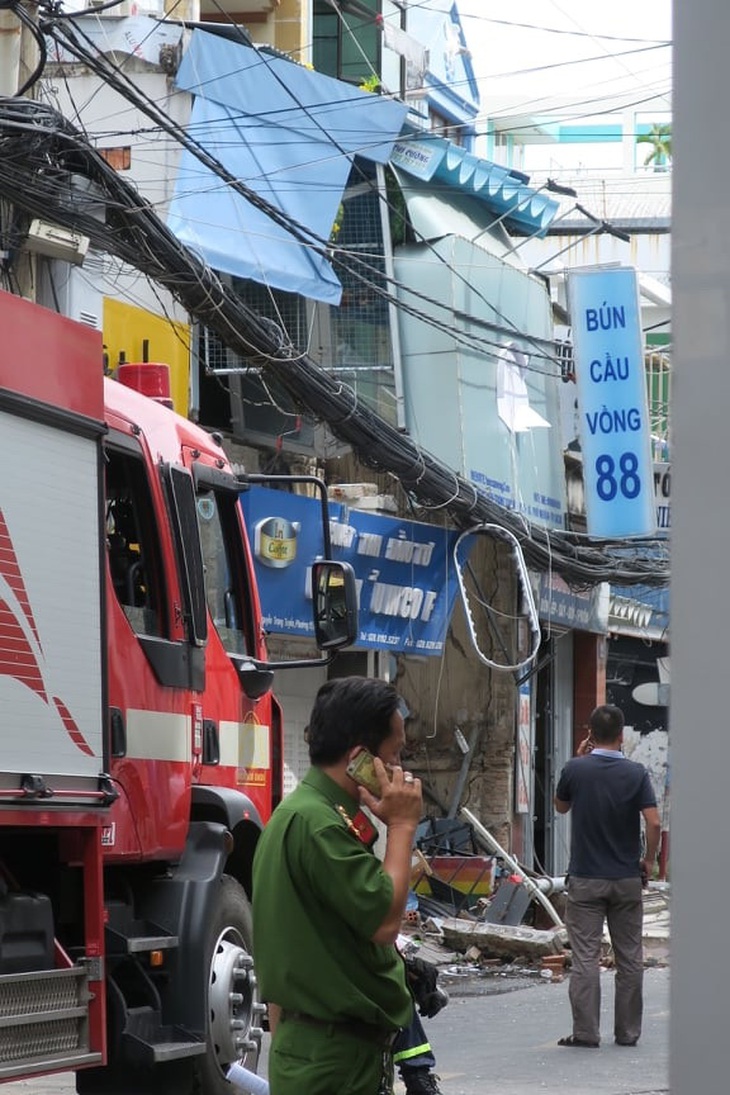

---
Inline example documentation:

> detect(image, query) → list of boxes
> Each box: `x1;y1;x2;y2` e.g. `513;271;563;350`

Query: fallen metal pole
534;876;567;896
460;807;564;928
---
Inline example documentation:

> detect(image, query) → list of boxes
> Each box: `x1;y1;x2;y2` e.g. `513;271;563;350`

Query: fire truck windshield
196;487;251;656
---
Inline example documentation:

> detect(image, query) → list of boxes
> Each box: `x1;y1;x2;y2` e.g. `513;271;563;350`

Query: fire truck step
106;920;179;956
123;1008;206;1064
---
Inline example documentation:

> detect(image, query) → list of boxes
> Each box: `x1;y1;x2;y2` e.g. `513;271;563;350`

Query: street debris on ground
406;816;670;995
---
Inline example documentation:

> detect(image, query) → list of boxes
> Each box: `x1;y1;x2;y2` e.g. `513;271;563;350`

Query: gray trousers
565;876;644;1045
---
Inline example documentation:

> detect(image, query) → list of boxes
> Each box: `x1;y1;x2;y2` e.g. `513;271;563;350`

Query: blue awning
390;136;560;236
167;31;408;303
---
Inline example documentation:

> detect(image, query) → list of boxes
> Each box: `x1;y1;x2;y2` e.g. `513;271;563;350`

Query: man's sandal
557;1035;599;1048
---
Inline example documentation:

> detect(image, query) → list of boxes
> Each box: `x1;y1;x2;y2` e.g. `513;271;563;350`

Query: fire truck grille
0;968;90;1065
0;1017;83;1060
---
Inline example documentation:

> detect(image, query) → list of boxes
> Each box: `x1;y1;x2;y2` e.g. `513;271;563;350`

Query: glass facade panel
313;0;380;84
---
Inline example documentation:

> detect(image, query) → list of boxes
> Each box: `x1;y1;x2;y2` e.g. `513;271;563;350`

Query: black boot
403;1067;443;1095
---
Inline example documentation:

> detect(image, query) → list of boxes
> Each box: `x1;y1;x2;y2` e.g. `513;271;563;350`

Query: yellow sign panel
236;768;268;787
238;717;270;771
103;298;191;416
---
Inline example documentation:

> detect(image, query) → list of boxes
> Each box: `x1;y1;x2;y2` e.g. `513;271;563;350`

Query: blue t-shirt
556;753;657;878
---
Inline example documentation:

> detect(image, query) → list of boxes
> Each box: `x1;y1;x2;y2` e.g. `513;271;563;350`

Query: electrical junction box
25;220;90;266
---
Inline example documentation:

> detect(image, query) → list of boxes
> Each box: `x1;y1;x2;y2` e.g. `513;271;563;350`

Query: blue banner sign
532;572;609;634
240;488;460;655
568;268;655;537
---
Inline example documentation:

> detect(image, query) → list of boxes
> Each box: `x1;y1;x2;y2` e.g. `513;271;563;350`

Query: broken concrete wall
323;453;522;855
440;917;568;960
396;536;519;852
623;727;670;828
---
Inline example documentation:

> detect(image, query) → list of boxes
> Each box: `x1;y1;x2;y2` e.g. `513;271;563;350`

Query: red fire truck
0;290;356;1094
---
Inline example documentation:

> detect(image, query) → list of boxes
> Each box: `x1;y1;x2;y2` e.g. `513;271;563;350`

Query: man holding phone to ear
554;703;661;1050
252;676;423;1095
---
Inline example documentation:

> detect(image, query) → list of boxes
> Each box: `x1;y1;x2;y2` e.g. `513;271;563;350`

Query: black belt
280;1009;398;1048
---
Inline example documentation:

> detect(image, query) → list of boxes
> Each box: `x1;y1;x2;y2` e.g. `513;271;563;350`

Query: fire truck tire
193;874;264;1095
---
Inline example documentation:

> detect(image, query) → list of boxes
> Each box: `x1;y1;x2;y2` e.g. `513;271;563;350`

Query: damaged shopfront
241;484;609;890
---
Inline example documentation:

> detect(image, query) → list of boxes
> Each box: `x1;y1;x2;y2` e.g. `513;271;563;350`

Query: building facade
0;0;666;877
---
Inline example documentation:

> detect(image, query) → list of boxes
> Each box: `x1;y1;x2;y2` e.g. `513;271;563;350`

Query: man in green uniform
252;676;422;1095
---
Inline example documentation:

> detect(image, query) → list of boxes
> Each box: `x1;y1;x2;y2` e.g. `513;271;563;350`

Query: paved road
1;968;669;1095
403;966;670;1095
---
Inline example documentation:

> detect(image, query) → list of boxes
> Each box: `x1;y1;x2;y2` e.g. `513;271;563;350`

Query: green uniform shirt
252;766;412;1032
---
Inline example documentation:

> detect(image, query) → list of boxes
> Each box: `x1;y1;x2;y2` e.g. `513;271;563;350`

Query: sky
455;0;672;118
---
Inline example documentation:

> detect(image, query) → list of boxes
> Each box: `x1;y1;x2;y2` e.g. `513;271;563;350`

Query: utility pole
0;7;22;96
19;1;40;95
4;2;41;299
672;1;729;1092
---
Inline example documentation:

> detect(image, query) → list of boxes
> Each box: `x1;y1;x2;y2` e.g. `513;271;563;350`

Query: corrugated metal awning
390;135;560;236
610;584;669;640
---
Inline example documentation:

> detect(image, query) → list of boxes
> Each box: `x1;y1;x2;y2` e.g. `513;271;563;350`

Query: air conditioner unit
37;252;103;329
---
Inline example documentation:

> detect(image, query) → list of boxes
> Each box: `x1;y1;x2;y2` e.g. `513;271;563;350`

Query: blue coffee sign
240;487;460;655
568;267;655;538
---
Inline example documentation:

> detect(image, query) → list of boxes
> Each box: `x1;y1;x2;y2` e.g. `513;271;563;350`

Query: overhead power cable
0;97;668;589
53;10;664;349
39;15;567;377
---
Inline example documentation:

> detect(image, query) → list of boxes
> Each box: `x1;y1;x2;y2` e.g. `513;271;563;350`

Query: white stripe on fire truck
218;721;271;770
124;709;191;763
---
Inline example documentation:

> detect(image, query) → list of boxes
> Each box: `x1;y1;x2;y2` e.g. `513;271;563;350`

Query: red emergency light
117;362;173;409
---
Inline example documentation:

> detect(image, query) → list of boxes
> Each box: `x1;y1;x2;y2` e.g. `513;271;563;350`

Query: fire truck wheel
193;874;265;1095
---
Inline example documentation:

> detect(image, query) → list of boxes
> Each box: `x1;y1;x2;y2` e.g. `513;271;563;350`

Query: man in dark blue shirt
554;704;661;1049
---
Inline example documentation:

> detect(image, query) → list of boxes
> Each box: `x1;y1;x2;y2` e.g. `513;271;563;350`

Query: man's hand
358;758;422;830
576;733;595;757
266;1003;281;1036
366;760;423;945
404;956;449;1018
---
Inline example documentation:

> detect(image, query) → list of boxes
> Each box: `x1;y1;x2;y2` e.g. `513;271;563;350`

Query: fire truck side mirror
311;561;358;650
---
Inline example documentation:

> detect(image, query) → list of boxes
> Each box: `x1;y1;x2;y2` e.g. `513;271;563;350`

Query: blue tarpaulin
168;31;408;303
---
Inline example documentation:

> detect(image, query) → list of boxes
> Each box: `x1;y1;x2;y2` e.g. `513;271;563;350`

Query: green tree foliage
359;74;381;93
637;124;672;170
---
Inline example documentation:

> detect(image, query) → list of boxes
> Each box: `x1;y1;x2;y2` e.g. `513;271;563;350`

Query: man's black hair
589;703;625;743
306;676;402;765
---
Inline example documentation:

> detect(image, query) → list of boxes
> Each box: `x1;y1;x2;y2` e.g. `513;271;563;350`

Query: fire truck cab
0;290;356;1095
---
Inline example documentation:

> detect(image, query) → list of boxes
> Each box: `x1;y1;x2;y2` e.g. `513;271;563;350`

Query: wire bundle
0;91;668;590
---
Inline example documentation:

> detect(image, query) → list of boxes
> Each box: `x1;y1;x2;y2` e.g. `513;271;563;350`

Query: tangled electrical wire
35;11;561;378
0;95;669;588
